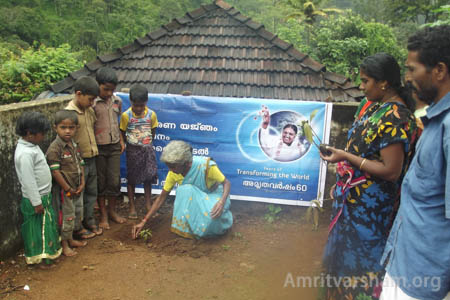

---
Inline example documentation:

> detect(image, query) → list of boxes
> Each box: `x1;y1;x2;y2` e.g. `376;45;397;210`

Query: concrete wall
0;95;72;259
0;96;357;259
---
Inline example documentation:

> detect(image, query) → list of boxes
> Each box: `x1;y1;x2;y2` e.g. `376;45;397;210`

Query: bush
277;13;406;82
0;44;83;104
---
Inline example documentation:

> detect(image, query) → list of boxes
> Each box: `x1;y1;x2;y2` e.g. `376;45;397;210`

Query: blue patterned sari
171;156;233;239
324;99;418;300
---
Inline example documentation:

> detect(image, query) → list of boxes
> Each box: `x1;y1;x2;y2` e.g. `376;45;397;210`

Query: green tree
383;0;448;24
0;44;83;104
314;14;405;80
276;18;311;53
228;0;288;32
284;0;342;44
0;6;47;46
277;12;405;81
285;0;342;25
349;0;387;23
422;5;450;27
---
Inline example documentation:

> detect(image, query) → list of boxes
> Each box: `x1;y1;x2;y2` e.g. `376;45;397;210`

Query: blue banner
117;93;332;206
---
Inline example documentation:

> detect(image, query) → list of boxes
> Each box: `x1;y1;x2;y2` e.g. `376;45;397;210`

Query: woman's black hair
54;110;78;126
283;124;298;134
360;53;415;111
15;111;51;137
96;67;118;86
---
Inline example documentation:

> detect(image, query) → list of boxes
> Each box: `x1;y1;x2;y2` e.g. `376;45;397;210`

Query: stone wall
0;97;357;259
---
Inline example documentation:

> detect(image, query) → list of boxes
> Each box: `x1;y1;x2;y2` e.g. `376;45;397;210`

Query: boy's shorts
52;186;83;240
96;142;121;197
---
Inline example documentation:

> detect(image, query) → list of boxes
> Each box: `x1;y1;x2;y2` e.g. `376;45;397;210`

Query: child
46;110;87;256
65;76;102;238
14;111;62;266
119;84;158;219
93;67;126;229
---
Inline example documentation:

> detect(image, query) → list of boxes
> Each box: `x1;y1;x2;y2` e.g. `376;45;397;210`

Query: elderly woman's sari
170;156;233;238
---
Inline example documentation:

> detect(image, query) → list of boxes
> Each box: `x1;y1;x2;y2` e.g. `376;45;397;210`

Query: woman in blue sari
132;140;233;239
320;53;418;300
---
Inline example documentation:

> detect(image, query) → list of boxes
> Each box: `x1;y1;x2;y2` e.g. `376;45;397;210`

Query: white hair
160;140;193;166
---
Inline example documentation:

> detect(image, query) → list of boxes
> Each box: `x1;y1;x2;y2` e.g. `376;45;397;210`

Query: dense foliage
0;0;210;104
0;0;447;104
423;5;450;27
0;0;210;60
0;44;83;104
278;13;406;80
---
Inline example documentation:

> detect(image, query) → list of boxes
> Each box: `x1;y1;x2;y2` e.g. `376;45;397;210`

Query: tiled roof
51;0;363;102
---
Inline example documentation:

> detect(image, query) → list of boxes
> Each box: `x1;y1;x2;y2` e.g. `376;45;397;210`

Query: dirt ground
0;196;330;300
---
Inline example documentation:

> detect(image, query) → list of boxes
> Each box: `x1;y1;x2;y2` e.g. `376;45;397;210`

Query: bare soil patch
1;196;329;300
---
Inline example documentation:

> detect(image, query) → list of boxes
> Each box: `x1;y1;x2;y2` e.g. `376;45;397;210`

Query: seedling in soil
139;229;153;242
233;232;243;239
222;244;231;251
264;204;282;224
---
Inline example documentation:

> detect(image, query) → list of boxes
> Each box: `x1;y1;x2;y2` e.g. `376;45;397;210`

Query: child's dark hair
129;84;148;103
54;110;78;126
360;53;415;111
96;67;118;86
73;76;100;97
15;111;51;137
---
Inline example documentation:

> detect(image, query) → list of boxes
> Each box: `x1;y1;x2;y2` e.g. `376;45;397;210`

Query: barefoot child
14;112;62;265
65;76;102;238
93;67;126;229
119;84;158;219
46;110;87;256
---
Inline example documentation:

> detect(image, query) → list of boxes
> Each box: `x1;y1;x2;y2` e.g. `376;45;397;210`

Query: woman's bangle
359;158;367;170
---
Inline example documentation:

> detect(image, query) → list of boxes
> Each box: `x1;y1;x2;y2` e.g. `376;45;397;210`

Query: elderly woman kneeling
132;140;233;239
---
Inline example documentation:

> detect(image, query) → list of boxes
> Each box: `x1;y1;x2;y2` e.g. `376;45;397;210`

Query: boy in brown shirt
93;67;126;229
65;76;102;237
47;110;86;256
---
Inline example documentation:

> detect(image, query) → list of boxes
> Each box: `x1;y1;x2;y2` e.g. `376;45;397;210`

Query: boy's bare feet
63;247;77;257
128;210;138;220
99;211;110;229
109;211;126;224
69;239;87;248
89;225;103;236
62;240;77;257
99;220;110;230
128;202;138;219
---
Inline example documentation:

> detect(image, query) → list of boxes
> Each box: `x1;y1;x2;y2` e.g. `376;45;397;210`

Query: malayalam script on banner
117;93;332;207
